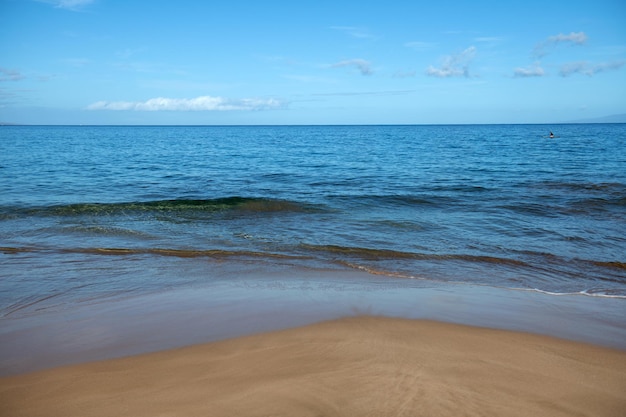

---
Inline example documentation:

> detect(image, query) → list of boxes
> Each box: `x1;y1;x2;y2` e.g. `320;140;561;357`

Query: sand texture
2;316;625;417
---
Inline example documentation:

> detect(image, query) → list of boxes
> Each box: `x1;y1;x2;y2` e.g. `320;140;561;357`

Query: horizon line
2;121;625;127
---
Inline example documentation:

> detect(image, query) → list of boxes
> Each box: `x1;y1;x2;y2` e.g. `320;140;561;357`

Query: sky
1;0;625;125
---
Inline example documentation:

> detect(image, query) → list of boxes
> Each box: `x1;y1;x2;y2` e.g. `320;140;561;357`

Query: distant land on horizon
565;113;626;124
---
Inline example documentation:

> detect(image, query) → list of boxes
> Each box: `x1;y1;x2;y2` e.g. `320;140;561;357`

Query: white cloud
513;64;545;78
548;32;588;45
312;90;414;97
330;26;377;40
330;59;373;76
36;0;95;10
426;46;476;78
474;37;504;43
533;31;587;58
86;96;284;111
0;67;25;82
116;48;143;59
559;60;625;77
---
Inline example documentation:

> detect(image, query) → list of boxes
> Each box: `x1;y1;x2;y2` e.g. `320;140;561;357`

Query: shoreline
2;315;625;417
1;268;625;376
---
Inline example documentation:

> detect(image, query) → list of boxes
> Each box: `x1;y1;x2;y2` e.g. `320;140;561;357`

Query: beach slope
2;316;625;417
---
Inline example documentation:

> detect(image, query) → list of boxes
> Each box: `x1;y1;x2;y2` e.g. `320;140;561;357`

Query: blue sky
1;0;625;125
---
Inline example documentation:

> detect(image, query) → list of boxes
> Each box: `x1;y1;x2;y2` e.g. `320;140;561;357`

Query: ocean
1;124;625;320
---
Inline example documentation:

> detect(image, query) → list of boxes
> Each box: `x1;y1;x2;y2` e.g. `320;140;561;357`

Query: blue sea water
1;124;625;317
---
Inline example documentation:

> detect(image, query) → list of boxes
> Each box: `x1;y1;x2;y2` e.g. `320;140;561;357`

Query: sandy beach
2;315;625;417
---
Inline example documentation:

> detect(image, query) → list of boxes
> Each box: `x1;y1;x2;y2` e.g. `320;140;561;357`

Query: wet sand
2;315;625;417
2;271;625;376
1;270;625;416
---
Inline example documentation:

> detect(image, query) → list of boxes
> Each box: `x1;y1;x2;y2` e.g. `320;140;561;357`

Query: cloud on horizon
330;59;373;76
426;46;476;78
0;68;25;82
86;96;284;111
513;64;545;78
559;60;625;77
312;89;415;97
533;31;587;58
330;26;377;40
35;0;95;10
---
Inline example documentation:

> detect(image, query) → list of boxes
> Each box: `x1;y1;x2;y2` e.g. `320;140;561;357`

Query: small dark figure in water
549;131;554;138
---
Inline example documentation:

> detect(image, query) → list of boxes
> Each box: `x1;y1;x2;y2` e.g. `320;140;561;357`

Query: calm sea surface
1;124;625;317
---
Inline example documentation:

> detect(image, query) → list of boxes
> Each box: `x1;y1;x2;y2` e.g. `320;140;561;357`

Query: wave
525;181;626;214
591;260;626;270
496;198;626;219
0;245;310;261
517;288;626;299
77;247;309;260
1;197;320;218
569;196;626;213
328;187;625;218
63;225;154;238
299;244;530;266
1;243;535;267
3;244;624;297
533;181;626;194
5;187;622;221
341;194;457;208
2;244;536;267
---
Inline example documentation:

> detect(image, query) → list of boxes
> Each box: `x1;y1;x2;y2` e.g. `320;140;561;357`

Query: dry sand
1;316;625;417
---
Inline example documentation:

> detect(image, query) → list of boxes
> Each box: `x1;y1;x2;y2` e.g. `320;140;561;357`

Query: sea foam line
516;287;626;299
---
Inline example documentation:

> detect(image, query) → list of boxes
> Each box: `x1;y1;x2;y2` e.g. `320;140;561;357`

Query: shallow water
1;124;625;317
